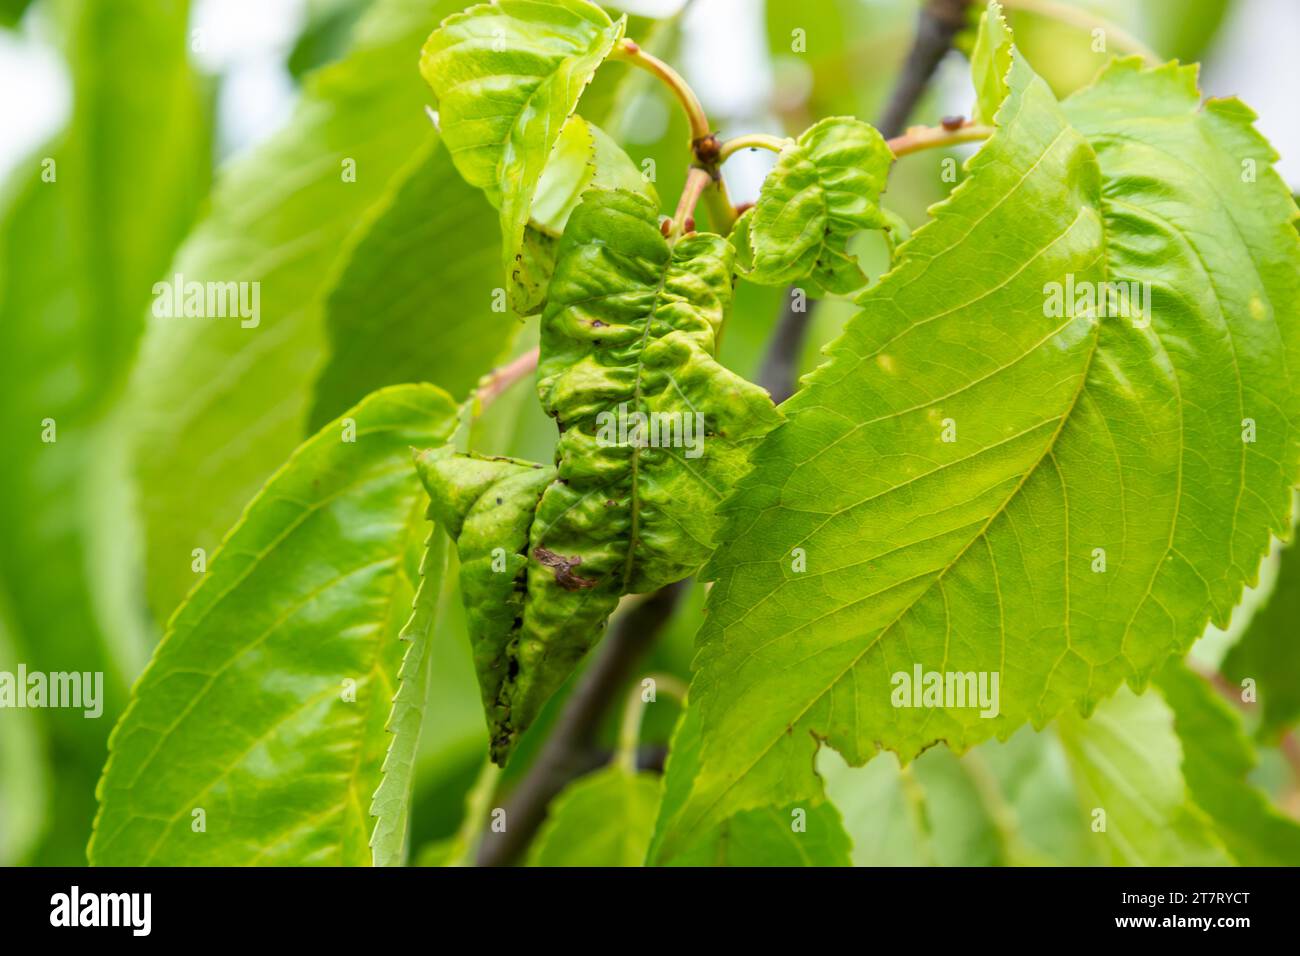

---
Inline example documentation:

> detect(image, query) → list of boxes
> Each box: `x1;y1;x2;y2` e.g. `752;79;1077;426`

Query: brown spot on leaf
534;547;597;590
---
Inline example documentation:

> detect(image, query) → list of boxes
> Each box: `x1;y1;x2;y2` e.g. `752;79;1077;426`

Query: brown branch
876;0;974;139
758;293;818;403
475;581;688;866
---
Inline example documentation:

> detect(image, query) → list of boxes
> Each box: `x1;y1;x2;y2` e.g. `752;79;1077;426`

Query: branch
758;292;818;403
876;0;974;139
475;581;689;866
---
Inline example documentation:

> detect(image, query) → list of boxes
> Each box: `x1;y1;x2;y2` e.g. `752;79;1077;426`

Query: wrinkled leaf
414;449;554;763
91;385;458;865
739;116;891;295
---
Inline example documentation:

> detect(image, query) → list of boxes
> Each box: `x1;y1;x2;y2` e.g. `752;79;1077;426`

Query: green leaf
739;116;891;295
369;530;449;867
0;0;208;864
530;116;656;237
414;449;555;764
128;0;461;621
1222;534;1300;740
1056;685;1231;866
0;592;48;865
90;384;459;866
420;0;626;310
529;766;661;866
308;137;512;430
660;30;1300;853
969;0;1012;126
650;704;851;866
1155;661;1300;866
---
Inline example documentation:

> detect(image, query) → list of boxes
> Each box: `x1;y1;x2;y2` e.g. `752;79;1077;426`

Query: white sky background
0;0;1296;190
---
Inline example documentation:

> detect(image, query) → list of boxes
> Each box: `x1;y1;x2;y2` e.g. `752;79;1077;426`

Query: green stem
615;672;688;773
1001;0;1159;62
887;122;994;158
610;38;711;142
670;167;713;238
700;174;737;235
718;132;792;162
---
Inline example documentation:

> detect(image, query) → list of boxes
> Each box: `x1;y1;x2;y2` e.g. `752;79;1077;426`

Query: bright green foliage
420;0;626;310
530;766;661;866
1056;685;1231;866
656;14;1300;855
129;0;462;620
518;115;658;314
969;1;1012;125
414;449;554;764
650;705;852;866
738;117;892;295
0;0;208;864
90;385;459;865
310;138;511;430
1222;536;1300;740
1155;662;1300;865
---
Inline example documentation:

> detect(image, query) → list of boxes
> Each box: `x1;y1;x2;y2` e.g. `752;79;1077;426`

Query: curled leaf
420;187;781;763
739;116;892;295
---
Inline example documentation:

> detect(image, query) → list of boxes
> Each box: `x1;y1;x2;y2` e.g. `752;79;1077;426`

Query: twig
888;121;993;157
758;292;818;403
876;0;974;139
475;581;689;866
474;346;538;409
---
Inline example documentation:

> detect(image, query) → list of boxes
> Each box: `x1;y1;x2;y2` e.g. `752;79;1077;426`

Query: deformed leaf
420;0;626;310
658;18;1300;854
517;115;658;315
738;116;891;295
530;115;656;237
91;384;459;865
414;448;554;764
422;188;781;763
